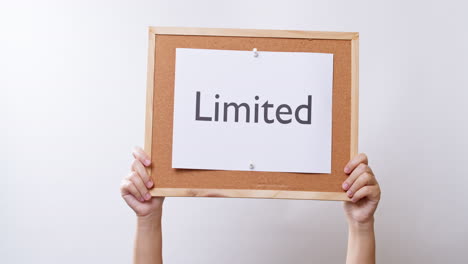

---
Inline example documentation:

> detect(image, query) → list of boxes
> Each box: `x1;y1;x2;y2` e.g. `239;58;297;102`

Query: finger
129;171;151;201
132;159;153;188
344;153;368;174
342;163;369;191
121;179;144;202
346;171;375;198
121;191;141;210
132;146;151;166
350;185;380;203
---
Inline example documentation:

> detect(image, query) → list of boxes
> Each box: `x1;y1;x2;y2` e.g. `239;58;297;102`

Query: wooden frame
145;27;359;201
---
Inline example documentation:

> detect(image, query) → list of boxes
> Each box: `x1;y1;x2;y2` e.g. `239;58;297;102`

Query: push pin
249;163;255;170
253;48;259;58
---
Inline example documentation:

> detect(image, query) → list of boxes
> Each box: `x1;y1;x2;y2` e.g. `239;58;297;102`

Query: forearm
346;218;375;264
134;212;163;264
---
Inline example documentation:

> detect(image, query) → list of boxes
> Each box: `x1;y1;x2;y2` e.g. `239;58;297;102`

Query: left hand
342;153;381;225
120;147;164;219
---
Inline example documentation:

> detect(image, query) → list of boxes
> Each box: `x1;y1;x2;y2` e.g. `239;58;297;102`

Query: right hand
120;147;164;217
342;153;380;226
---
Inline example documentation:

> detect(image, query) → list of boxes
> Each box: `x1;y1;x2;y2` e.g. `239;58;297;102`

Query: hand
342;153;381;225
120;147;164;218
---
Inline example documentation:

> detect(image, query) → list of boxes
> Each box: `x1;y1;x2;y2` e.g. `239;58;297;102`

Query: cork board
145;27;359;201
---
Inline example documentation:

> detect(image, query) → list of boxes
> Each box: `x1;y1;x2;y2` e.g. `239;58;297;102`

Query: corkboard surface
150;34;352;194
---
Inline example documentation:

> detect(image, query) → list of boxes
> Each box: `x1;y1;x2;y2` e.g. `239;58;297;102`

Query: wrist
348;217;375;233
137;210;162;226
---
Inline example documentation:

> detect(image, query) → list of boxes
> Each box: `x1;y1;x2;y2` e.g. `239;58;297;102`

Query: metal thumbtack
253;48;259;58
249;163;255;170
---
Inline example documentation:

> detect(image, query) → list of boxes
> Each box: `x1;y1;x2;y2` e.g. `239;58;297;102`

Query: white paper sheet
172;48;333;173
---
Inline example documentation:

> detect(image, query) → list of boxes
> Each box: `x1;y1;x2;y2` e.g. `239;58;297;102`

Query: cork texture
150;34;352;193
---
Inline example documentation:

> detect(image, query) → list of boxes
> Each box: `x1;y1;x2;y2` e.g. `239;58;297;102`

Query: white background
173;49;333;173
1;1;467;263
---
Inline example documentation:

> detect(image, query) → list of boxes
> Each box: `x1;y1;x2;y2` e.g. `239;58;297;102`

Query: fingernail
344;166;350;174
146;181;153;188
144;159;151;166
347;190;353;197
342;182;349;190
145;193;151;200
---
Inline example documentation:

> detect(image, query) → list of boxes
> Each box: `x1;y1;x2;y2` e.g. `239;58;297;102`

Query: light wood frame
145;27;359;201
